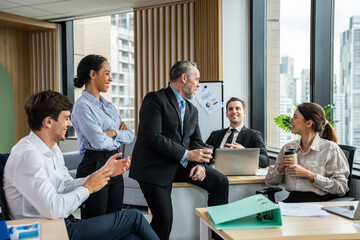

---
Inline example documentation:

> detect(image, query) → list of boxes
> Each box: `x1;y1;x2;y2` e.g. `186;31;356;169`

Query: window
333;0;360;163
266;0;311;148
73;12;135;131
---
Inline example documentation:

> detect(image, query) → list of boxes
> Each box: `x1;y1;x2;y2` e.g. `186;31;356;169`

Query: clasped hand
224;142;245;149
186;148;212;163
189;165;206;181
278;155;315;180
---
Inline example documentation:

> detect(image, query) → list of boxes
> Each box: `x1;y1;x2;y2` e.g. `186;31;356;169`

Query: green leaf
323;104;336;115
273;115;292;132
273;103;338;131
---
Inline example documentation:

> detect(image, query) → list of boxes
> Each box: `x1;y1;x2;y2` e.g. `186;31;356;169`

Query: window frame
251;0;334;146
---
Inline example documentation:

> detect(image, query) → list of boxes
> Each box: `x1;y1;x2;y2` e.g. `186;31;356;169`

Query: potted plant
273;104;337;132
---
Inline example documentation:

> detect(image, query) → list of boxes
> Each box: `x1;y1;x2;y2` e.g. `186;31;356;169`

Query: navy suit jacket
205;126;269;168
129;87;205;187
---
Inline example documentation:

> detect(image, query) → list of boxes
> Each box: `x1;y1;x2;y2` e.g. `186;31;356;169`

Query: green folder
207;194;282;229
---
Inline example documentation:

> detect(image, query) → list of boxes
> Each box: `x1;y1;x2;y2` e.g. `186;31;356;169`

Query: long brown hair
297;102;338;143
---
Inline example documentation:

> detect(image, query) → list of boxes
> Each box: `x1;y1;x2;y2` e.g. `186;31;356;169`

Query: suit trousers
65;209;159;240
76;149;124;219
139;164;229;240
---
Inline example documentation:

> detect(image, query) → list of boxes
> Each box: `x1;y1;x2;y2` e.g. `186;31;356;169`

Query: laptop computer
322;201;360;220
214;148;259;176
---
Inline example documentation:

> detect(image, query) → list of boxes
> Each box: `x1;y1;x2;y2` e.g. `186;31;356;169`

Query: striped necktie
180;100;185;135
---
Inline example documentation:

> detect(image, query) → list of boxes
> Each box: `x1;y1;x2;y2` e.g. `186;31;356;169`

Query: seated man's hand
189;165;206;181
101;152;130;177
83;168;113;194
185;149;212;163
225;142;245;149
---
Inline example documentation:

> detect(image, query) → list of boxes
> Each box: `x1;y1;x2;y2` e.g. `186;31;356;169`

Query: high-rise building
73;13;135;131
301;68;310;103
266;0;281;148
339;15;360;160
110;13;135;131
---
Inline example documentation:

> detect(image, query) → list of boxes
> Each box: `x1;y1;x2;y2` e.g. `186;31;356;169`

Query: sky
279;0;360;80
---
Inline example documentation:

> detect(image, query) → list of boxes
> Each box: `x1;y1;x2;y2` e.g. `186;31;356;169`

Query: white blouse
265;134;350;196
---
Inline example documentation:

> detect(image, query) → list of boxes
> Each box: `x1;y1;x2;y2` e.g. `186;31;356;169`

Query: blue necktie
179;100;188;168
180;100;185;135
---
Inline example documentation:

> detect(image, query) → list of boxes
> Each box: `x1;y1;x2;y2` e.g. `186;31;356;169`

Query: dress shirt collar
81;90;111;108
295;134;321;152
28;131;58;158
228;125;244;133
169;85;184;105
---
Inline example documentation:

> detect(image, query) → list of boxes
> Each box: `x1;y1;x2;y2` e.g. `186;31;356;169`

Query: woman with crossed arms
265;102;349;202
72;54;134;218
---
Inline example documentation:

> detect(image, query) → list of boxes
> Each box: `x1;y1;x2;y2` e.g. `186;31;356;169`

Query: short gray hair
170;60;197;82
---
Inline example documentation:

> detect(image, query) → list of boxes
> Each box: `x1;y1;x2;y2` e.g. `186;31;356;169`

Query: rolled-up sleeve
265;147;286;187
312;144;350;196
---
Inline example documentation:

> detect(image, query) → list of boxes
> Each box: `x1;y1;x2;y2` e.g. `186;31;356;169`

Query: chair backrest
0;153;10;220
338;145;356;195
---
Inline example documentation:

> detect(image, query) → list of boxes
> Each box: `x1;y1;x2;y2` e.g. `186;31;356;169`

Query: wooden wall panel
194;0;223;82
30;31;58;93
134;0;195;129
0;12;58;143
134;0;222;131
0;27;31;143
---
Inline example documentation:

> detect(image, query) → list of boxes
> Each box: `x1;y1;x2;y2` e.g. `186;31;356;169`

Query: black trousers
66;209;159;240
139;164;229;240
76;149;124;219
284;191;338;203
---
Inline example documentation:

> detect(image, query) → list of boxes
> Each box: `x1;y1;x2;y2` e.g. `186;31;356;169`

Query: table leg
199;218;209;240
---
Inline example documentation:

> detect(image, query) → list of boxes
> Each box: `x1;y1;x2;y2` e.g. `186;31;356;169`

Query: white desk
169;175;267;240
195;201;360;240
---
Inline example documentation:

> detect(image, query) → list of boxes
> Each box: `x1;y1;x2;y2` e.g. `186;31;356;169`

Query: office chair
329;144;356;201
0;153;10;220
256;144;356;203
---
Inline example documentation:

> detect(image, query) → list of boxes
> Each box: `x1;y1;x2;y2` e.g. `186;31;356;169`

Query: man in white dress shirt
3;90;158;240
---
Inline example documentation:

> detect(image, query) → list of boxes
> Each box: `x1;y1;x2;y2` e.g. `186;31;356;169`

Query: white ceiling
0;0;181;22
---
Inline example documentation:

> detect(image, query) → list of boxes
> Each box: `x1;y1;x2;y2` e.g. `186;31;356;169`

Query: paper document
278;202;328;217
255;168;268;176
195;84;222;115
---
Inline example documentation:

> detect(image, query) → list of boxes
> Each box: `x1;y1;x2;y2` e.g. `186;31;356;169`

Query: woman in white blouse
265;102;350;202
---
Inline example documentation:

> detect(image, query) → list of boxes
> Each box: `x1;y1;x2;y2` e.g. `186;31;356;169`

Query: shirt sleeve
114;129;135;144
73;104;124;150
265;147;285;187
312;144;350;196
13;151;89;219
61;163;88;192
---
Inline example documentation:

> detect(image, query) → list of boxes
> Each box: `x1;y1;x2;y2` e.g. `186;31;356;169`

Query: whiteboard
189;81;224;142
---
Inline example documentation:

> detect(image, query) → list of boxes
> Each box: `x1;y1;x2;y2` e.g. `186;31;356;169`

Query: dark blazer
129;87;205;187
205;126;269;168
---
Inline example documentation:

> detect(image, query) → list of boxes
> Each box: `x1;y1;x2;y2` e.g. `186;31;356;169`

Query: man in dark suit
129;61;229;240
206;97;269;168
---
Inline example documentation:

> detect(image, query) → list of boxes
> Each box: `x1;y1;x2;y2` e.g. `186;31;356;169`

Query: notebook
322;201;360;220
214;148;259;176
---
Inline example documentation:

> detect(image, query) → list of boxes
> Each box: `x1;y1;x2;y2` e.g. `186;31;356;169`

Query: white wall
222;0;250;127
